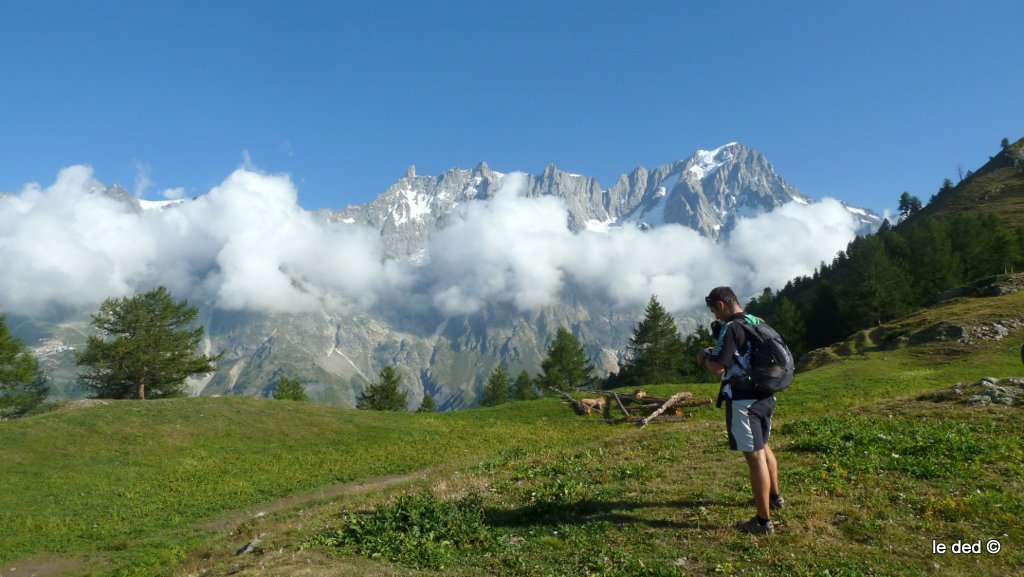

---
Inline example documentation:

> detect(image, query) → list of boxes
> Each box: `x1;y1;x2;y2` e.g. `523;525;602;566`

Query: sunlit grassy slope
1;282;1023;576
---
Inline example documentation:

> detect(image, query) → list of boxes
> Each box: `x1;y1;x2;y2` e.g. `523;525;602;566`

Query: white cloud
0;166;409;316
133;161;153;197
162;187;186;200
725;198;862;293
425;174;573;314
420;175;856;315
0;165;861;318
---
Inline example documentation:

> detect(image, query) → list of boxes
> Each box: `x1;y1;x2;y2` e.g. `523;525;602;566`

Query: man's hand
698;347;726;376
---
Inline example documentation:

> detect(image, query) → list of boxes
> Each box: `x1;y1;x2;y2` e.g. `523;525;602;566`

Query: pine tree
907;219;961;303
0;315;49;419
537;327;595;392
898;192;923;222
746;287;775;318
952;215;1023;280
76;287;222;400
842;234;914;327
273;375;308;401
769;298;806;360
512;370;535;401
679;325;719;383
480;365;511;406
805;282;846;348
356;366;408;411
617;296;688;386
417;392;436;413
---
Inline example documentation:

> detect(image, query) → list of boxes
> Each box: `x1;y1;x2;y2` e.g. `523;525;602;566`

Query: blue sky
2;0;1021;216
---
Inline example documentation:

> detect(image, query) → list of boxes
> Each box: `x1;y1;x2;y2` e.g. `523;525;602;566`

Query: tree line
1;285;712;418
746;210;1024;358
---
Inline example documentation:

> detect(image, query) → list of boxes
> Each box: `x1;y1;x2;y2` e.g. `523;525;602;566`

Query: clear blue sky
2;0;1020;216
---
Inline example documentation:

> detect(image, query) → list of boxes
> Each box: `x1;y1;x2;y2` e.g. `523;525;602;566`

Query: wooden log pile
553;387;712;425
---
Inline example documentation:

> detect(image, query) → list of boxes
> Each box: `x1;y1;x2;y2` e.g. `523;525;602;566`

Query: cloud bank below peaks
422;174;862;315
0;166;862;318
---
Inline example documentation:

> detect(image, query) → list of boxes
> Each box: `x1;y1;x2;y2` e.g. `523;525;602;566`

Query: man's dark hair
705;286;739;307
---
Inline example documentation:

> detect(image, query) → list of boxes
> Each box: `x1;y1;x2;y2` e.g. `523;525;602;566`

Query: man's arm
697;348;726;375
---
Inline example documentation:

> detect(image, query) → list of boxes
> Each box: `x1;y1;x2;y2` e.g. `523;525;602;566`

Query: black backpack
738;319;795;397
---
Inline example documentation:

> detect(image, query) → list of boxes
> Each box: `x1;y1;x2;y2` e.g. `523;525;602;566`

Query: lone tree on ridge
76;286;222;400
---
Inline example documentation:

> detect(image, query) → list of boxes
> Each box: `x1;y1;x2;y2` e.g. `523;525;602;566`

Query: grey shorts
726;396;775;453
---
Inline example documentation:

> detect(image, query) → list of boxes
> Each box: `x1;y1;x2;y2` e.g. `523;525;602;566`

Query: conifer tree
907;219;961;303
952;215;1021;280
617;296;688;386
844;235;914;327
76;287;222;400
0;315;49;419
806;282;846;348
679;324;719;383
769;298;807;360
417;392;436;413
356;366;408;411
480;365;511;406
898;192;923;221
273;375;308;401
512;370;535;401
537;327;595;392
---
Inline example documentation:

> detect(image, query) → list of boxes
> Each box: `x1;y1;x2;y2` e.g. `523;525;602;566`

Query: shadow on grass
484;496;747;532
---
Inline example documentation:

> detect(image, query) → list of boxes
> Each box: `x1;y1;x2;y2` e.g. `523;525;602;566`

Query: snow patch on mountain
138;198;185;211
688;142;739;179
393;187;433;225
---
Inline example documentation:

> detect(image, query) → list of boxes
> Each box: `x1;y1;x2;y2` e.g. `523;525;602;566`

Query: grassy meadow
1;289;1023;576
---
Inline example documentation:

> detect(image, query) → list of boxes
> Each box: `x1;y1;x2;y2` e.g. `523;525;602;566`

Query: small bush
307;491;493;569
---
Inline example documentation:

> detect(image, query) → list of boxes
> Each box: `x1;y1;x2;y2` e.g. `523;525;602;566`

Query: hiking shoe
770;494;786;511
736;515;775;535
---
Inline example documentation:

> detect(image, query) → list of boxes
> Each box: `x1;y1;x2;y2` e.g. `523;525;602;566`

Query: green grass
2;286;1024;576
0;397;613;573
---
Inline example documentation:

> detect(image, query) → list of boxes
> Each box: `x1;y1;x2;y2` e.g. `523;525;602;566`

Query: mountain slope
914;136;1024;228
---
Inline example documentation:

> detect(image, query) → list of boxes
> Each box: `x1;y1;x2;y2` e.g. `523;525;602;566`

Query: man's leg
743;449;771;520
764;443;780;499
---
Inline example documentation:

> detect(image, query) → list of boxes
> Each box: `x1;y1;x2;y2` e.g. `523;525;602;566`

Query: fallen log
549;387;585;413
630;391;693;405
633;397;711;413
639;392;699;429
610;392;631;419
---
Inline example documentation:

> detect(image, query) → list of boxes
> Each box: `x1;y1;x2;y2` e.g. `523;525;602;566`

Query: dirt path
1;468;437;577
196;468;437;532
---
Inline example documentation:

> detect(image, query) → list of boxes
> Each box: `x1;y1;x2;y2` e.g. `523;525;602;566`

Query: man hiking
697;286;784;534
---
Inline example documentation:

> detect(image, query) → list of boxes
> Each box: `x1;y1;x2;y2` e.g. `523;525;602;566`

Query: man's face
707;300;727;321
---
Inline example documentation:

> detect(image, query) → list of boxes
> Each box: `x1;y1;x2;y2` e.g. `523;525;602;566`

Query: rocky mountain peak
325;143;878;255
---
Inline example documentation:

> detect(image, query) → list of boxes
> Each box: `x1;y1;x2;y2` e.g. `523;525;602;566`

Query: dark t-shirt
708;312;762;400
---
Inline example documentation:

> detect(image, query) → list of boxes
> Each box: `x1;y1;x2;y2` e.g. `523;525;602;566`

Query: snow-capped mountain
328;143;879;257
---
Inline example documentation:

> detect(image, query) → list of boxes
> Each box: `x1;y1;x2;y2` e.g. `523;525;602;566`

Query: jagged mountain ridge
324;143;879;259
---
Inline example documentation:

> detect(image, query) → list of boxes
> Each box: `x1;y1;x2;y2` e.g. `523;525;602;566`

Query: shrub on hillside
272;376;307;401
307;491;492;569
